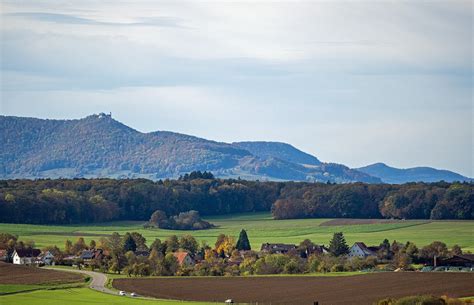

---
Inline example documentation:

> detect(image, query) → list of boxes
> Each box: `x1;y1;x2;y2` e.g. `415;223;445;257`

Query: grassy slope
0;288;218;305
1;212;473;251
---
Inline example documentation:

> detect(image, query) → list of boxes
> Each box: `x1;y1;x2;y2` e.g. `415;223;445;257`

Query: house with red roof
173;251;195;267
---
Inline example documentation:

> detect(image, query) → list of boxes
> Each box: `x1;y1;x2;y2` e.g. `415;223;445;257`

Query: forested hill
233;141;321;166
0;177;472;224
357;163;472;184
1;114;470;183
0;114;379;183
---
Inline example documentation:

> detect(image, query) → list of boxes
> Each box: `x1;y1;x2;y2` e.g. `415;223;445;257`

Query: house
13;249;41;265
348;242;377;258
0;249;8;262
38;251;55;265
80;249;95;263
173;251;195;267
439;254;474;268
260;243;297;254
303;245;329;257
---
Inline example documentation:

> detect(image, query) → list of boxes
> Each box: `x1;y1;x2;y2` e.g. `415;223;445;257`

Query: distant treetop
179;171;215;181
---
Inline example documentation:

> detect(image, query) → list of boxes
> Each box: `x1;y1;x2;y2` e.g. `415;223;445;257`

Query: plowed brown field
0;262;83;284
114;272;474;305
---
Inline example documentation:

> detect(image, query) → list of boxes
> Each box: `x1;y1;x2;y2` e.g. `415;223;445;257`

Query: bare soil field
0;262;83;285
320;218;429;226
114;273;474;305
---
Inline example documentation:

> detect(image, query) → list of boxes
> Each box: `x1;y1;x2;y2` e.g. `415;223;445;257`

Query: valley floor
1;212;473;251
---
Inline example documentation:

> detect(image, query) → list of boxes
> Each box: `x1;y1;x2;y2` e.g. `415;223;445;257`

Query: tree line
0;175;472;224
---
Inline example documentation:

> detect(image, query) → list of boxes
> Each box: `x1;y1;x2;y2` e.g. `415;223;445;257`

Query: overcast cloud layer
0;1;472;176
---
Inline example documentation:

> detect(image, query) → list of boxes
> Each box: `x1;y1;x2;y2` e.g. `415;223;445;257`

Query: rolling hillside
0;114;378;183
357;163;471;184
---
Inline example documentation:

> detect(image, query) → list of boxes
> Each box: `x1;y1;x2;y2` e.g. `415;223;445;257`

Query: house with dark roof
260;243;297;254
439;254;474;268
13;249;41;265
80;249;95;261
302;245;329;257
38;251;55;265
348;242;377;258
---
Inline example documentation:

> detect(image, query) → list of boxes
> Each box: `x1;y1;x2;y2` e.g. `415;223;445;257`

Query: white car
130;292;138;297
119;291;126;296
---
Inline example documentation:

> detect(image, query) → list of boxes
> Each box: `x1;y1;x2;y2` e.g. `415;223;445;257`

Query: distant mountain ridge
357;163;472;184
0;114;470;183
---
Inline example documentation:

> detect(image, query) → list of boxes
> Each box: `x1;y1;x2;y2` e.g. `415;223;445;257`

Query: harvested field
320;218;429;226
0;262;84;285
113;273;474;305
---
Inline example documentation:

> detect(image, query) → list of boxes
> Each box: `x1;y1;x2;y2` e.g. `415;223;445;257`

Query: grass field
0;288;219;305
1;212;473;251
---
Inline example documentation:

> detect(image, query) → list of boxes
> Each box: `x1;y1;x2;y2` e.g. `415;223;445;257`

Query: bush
148;210;214;230
375;295;472;305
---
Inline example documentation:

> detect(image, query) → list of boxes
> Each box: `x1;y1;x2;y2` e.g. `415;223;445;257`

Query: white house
13;249;41;265
38;251;55;265
348;242;377;258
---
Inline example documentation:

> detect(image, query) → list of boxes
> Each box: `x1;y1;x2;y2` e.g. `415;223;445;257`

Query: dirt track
0;262;83;284
113;272;474;305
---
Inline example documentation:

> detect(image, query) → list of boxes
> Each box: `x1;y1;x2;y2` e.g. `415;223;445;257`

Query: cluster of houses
2;241;474;271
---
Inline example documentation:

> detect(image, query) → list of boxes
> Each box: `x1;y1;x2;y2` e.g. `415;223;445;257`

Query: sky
0;1;472;177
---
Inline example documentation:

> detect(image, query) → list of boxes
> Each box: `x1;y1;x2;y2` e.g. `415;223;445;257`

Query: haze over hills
0;114;470;183
357;163;472;184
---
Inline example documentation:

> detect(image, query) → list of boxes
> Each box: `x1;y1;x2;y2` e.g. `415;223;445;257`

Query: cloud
0;1;472;176
5;12;186;28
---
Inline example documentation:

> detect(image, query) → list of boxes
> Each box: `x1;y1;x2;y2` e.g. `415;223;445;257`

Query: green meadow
0;288;217;305
1;212;473;251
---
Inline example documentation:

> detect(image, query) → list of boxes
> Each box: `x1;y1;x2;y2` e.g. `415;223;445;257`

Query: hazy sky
1;1;472;176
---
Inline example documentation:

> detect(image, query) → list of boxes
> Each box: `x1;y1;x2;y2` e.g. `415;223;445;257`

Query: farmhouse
348;242;377;258
13;249;41;265
38;251;55;265
439;254;474;268
304;245;329;257
80;249;95;263
173;251;195;267
261;243;297;254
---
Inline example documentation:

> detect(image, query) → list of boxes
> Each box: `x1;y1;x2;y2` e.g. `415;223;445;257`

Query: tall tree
328;232;349;256
122;233;137;253
236;229;251;251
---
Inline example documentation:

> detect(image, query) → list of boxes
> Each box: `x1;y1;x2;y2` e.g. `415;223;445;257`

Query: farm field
1;212;473;251
0;262;84;285
113;273;474;305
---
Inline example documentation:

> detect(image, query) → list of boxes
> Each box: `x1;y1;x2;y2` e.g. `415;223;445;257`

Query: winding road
46;267;115;294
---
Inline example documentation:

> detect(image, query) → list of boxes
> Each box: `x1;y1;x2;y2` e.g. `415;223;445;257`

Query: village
1;230;473;277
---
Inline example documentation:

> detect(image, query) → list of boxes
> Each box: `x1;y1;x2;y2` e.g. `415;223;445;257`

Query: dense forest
0;172;472;224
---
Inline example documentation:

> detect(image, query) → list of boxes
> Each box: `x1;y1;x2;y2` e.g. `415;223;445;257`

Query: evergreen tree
236;229;251;251
328;232;349;256
122;233;137;253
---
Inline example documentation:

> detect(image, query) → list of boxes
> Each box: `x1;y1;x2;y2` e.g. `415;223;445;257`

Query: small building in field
348;242;377;258
13;249;41;265
173;251;195;267
261;243;297;254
